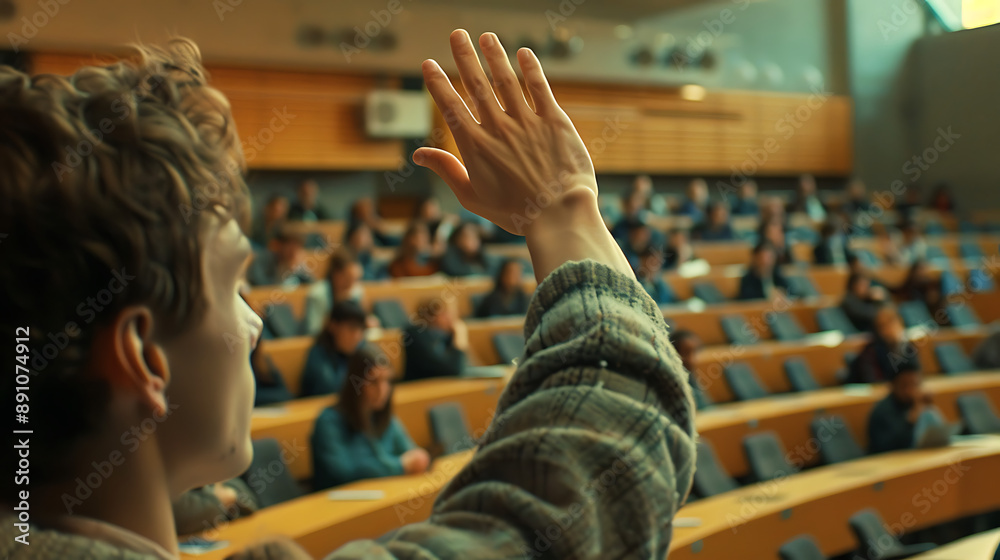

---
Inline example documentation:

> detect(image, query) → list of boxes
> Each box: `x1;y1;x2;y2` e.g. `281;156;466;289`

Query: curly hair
0;38;248;499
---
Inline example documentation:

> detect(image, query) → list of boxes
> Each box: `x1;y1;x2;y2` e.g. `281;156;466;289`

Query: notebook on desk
914;422;962;449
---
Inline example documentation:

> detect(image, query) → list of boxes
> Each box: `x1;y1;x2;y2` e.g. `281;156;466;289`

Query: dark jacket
840;292;882;333
253;354;293;407
439;246;496;277
474;289;530;319
847;338;920;384
300;343;351;397
867;394;915;454
737;268;791;300
403;325;467;381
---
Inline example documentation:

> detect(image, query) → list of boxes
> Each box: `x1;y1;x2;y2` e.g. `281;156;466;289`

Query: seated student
730;179;759;216
788;174;827;221
619;220;656;269
737;241;791;300
301;301;368;397
172;479;258;536
246;227;315;287
344;221;378;279
413;196;458;252
840;272;888;332
250;194;288;249
311;344;431;490
867;363;945;454
287;179;331;222
677;178;709;223
474;258;531;318
635;247;674;305
388;221;440;278
662;228;695;270
847;305;920;384
928;182;956;213
251;339;293;406
759;217;794;265
303;249;366;336
404;299;468;381
669;330;711;410
892;260;948;326
610;190;650;242
440;222;496;277
632;174;669;216
842;178;873;216
813;218;849;265
897;220;928;265
692;201;736;241
349;196;395;246
0;32;695;560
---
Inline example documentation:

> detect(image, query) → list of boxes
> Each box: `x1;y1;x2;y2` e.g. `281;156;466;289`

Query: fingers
516;48;560;117
449;29;504;124
421;59;477;137
478;33;529;118
413;147;473;199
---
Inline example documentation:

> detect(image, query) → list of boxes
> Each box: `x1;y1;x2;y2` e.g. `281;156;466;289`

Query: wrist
521;187;604;240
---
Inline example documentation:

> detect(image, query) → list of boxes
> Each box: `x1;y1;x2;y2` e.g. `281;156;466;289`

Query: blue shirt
311;407;416;490
300;343;350;397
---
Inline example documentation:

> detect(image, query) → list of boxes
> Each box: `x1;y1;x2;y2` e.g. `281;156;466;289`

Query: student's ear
111;307;171;417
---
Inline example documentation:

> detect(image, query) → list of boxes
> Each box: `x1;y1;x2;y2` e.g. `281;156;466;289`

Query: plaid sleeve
329;259;697;560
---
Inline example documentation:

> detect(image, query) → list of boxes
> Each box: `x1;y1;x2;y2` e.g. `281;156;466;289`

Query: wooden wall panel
30;52;852;175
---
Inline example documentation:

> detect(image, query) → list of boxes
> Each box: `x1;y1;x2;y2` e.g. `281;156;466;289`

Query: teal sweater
310;407;417;490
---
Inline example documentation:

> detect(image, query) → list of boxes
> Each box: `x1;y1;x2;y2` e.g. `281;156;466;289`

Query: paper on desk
328;489;386;501
252;407;289;418
178;537;229;555
673;518;702;528
841;384;874;397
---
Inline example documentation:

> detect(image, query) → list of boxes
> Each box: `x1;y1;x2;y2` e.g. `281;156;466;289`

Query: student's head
751;241;777;272
0;39;261;502
889;365;922;406
416;298;457;331
632;174;653;198
687;178;708;204
350;196;375;221
760;219;784;246
326;250;363;294
340;344;395;436
324;300;367;355
401;221;431;254
269;227;307;266
623;190;645;216
739;179;757;199
760;196;787;224
495;259;524;292
415;197;442;221
846;272;872;298
707;201;729;225
847;178;867;200
669;329;701;374
264;195;289;222
345;221;374;252
798;174;817;196
449;222;482;257
297;179;318;208
668;228;689;247
873;305;905;343
627;221;652;251
638;246;663;278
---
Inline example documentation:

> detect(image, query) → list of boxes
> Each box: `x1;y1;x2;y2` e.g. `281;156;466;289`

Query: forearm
523;189;635;283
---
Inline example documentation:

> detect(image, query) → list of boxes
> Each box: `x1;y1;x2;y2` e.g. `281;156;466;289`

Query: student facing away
0;31;694;560
300;301;368;397
403;298;468;381
867;363;945;454
311;344;431;490
474;258;531;318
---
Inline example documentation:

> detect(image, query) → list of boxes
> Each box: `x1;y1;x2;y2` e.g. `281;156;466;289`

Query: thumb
414;147;472;198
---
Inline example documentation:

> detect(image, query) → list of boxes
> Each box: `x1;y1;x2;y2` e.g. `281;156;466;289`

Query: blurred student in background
669;330;712;410
388;221;439;278
288;179;330;222
867;363;944;454
692;201;736;242
842;178;873;216
413;196;458;253
929;183;956;213
344;221;378;279
311;344;431;489
250;194;289;249
738;241;791;301
840;272;888;333
440;222;496;277
301;301;368;397
404;299;468;381
172;479;259;536
788;174;827;221
847;305;919;384
730;179;759;216
349;196;395;246
474;259;530;318
759;217;794;265
662;228;695;270
251;339;293;407
813;218;849;265
246;227;315;287
303;250;367;336
635;247;675;305
677;178;709;224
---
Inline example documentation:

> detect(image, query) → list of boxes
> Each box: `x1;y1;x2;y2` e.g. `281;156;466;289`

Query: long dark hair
339;344;394;437
492;258;523;294
316;300;366;354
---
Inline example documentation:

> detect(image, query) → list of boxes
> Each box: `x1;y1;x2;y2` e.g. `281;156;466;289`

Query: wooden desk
697;371;1000;478
252;376;508;481
910;528;1000;559
669;437;1000;559
181;450;475;560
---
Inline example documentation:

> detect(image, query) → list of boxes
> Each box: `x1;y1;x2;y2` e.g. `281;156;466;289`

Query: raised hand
415;30;634;281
